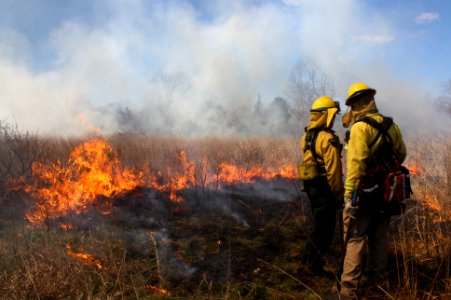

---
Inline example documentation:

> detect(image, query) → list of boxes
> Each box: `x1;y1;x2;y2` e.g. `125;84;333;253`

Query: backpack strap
356;116;394;149
305;129;321;162
354;116;400;174
305;128;333;175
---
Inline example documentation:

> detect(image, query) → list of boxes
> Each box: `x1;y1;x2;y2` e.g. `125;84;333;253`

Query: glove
344;196;359;219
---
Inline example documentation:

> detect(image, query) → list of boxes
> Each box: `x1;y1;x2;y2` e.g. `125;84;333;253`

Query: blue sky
362;0;450;83
1;0;448;81
0;0;449;135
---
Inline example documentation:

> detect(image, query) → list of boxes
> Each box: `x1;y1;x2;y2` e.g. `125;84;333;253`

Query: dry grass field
0;122;449;299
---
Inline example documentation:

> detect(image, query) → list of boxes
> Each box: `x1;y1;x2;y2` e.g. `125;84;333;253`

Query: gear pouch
297;161;319;180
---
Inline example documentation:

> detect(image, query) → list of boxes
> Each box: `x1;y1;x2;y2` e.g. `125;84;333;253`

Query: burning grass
0;126;450;299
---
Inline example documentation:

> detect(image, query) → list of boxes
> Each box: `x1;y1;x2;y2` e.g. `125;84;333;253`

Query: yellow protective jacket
300;113;344;198
344;113;407;198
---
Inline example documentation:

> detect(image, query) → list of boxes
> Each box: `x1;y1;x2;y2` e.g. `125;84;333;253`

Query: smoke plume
0;0;449;137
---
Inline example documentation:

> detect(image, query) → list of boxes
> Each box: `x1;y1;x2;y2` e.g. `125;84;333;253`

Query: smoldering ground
1;176;305;283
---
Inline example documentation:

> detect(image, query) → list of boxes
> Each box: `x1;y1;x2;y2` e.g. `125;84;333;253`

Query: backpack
297;129;329;180
355;116;412;215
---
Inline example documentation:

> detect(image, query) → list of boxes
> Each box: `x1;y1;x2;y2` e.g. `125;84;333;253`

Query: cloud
415;12;440;24
356;34;395;43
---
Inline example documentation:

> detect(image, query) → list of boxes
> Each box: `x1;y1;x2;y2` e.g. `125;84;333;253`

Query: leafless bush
286;60;334;124
0;121;43;179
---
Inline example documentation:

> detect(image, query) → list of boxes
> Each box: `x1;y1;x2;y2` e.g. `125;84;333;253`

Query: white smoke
0;0;448;137
288;0;451;136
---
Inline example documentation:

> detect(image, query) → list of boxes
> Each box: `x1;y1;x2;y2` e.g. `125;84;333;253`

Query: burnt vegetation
0;121;450;299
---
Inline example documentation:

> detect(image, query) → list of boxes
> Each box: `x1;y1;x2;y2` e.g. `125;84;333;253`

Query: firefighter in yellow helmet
338;83;407;298
299;96;344;275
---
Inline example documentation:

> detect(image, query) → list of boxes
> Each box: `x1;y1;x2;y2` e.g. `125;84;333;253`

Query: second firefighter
299;96;344;275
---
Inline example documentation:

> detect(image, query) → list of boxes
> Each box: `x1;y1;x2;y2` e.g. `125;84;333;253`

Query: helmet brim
345;89;376;105
310;101;341;113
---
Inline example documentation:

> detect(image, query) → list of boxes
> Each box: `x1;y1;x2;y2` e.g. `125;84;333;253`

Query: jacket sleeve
344;123;371;198
300;133;306;156
319;133;344;198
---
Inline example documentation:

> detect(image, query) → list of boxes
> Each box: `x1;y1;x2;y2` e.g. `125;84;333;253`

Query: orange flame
422;194;449;223
423;194;443;212
145;284;170;295
60;223;74;231
149;151;196;202
65;244;103;269
87;124;102;134
25;139;143;223
406;164;422;175
23;139;297;224
215;163;296;186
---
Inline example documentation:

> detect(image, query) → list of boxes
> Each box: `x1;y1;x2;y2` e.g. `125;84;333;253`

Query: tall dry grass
0;121;449;299
390;136;451;299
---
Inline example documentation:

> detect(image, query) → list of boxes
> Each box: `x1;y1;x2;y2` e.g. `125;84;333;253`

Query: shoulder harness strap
305;128;338;160
305;129;321;162
356;116;394;149
306;129;323;175
305;128;335;175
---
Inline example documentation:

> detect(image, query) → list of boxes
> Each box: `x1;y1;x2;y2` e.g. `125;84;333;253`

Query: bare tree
286;60;334;123
153;71;190;105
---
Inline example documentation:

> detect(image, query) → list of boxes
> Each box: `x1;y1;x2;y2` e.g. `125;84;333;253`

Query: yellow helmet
346;82;376;105
310;96;340;128
311;96;340;112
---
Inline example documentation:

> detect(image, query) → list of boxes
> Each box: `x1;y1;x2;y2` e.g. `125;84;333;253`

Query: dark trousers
302;176;337;271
